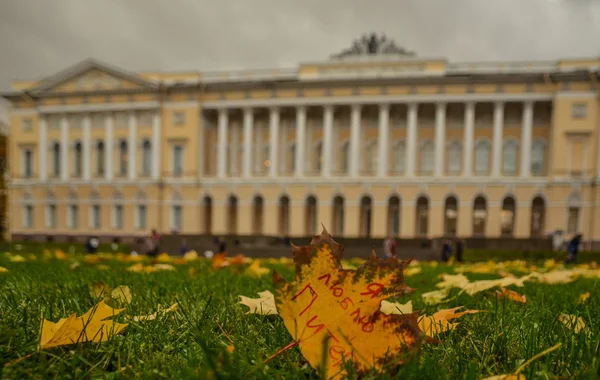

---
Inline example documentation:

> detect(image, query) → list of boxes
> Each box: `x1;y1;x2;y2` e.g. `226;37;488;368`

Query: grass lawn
0;247;599;379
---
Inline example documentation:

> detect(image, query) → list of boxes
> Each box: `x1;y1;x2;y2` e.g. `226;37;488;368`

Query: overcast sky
0;0;599;91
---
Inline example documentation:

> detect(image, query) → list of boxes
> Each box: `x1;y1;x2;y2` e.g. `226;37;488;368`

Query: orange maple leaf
273;227;424;379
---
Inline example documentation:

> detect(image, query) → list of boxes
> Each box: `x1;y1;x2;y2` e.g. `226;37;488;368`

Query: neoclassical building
4;35;600;245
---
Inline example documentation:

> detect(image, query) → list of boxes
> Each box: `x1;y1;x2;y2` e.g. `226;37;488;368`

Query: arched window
531;196;545;237
420;140;434;175
387;196;401;236
52;142;61;177
501;196;516;237
279;196;290;236
359;196;373;237
365;140;378;174
332;196;344;236
74;141;83;177
444;196;458;236
340;141;350;174
502;139;519;175
447;141;462;175
119;140;128;176
142;140;152;176
531;140;546;176
415;196;429;237
203;196;212;235
474;140;491;175
227;195;238;235
393;140;406;174
567;193;581;234
305;196;318;235
252;196;264;235
96;141;105;176
473;196;487;236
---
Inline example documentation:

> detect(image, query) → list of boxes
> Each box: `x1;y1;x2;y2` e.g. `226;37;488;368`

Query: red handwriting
350;307;375;333
339;297;354;310
292;283;318;317
360;283;384;299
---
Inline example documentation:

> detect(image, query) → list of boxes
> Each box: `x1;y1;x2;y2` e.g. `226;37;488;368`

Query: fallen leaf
156;253;172;263
132;303;178;322
0;266;8;272
273;227;423;379
55;250;67;260
96;264;110;271
436;274;470;290
152;264;176;272
212;253;229;269
239;291;278;315
495;288;527;303
557;313;588;334
89;282;112;300
403;267;422;276
578;292;590;304
417;307;481;337
226;344;235;353
380;300;413;315
127;263;144;272
481;374;526;380
9;254;26;262
183;250;198;261
422;288;450;305
39;300;128;349
69;262;80;270
111;285;132;304
245;260;270;278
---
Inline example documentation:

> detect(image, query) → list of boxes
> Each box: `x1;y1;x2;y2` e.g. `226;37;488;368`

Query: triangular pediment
30;59;157;95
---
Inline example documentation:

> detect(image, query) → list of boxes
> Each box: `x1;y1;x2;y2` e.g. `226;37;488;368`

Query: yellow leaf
156;253;172;263
481;375;526;380
9;254;26;262
422;288;450;305
89;282;112;300
239;291;278;315
55;250;67;260
127;263;144;272
226;344;235;353
495;288;527;303
132;303;178;322
0;266;8;272
417;307;481;337
578;292;590;304
152;264;176;272
96;264;110;271
380;300;413;315
183;250;198;261
273;228;423;379
245;260;270;278
69;262;80;270
39;300;128;349
558;313;588;334
111;285;132;304
436;273;470;290
403;267;421;276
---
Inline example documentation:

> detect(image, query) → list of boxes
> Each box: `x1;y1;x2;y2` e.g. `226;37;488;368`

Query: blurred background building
2;34;599;247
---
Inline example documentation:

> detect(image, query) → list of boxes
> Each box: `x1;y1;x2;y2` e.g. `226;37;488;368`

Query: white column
405;103;418;177
491;102;504;177
322;105;334;177
269;107;280;178
217;108;228;178
434;103;446;177
243;108;253;178
83;114;91;181
60;114;68;181
462;102;475;177
377;104;390;177
520;101;533;178
39;116;47;181
349;104;362;177
105;113;114;180
152;111;161;180
128;111;137;180
295;106;306;177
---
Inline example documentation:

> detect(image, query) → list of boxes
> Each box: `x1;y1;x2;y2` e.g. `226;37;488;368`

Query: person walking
441;239;453;263
383;236;397;258
454;238;464;263
149;229;161;257
565;234;582;264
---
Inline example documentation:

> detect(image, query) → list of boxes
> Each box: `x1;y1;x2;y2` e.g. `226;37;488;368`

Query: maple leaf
39;300;128;350
495;288;526;303
239;291;278;315
245;260;270;278
272;227;423;379
132;303;178;322
417;307;481;338
0;266;8;272
578;292;590;304
557;313;589;335
111;285;133;304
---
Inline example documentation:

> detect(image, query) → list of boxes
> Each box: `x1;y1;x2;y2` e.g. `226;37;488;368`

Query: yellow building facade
4;38;600;246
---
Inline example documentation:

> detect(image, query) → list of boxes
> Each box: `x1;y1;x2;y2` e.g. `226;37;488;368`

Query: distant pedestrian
441;239;453;263
85;237;99;254
214;237;227;254
383;236;397;258
150;229;161;257
454;238;464;263
180;238;189;256
565;234;582;264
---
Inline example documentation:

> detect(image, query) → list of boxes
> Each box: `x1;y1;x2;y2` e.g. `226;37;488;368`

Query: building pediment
29;58;157;96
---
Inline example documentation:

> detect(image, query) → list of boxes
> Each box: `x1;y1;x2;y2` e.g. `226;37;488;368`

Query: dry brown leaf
578;292;590;304
417;307;481;337
273;228;423;379
495;288;527;303
239;291;278;315
380;300;413;315
39;300;128;349
557;313;588;334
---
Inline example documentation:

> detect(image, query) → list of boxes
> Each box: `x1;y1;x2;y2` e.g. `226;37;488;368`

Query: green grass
0;250;599;379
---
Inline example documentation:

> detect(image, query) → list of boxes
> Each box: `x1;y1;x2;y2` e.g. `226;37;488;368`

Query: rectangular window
23;205;33;228
68;205;79;228
394;141;406;174
567;207;580;234
91;205;101;229
46;204;56;228
22;118;32;132
22;148;33;178
136;205;147;229
571;103;587;119
173;145;184;176
92;114;104;129
115;112;128;128
113;205;124;229
173;111;185;126
49;116;60;130
172;205;182;231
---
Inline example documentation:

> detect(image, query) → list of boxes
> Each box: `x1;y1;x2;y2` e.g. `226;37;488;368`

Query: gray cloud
0;0;599;91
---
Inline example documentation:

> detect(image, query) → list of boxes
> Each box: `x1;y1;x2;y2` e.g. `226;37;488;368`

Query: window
115;112;128;127
365;140;378;173
340;141;349;173
173;145;184;176
359;196;373;237
136;205;147;229
252;196;264;235
46;204;56;228
139;111;153;126
23;205;33;228
96;141;105;176
173;111;185;126
290;143;296;172
502;140;519;175
92;113;104;129
500;197;516;236
444;196;458;236
415;196;429;237
474;140;491;175
393;140;406;174
113;205;124;229
473;196;487;236
119;140;128;176
227;196;238;234
142;140;152;176
567;207;580;234
74;142;83;177
387;196;400;236
91;205;101;229
315;142;323;172
22;118;32;132
49;116;60;130
305;196;318;235
420;140;434;175
279;196;290;236
332;196;344;236
22;148;33;178
571;103;587;119
531;140;545;176
68;205;79;229
172;205;182;231
447;141;462;175
531;196;545;237
52;142;61;177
